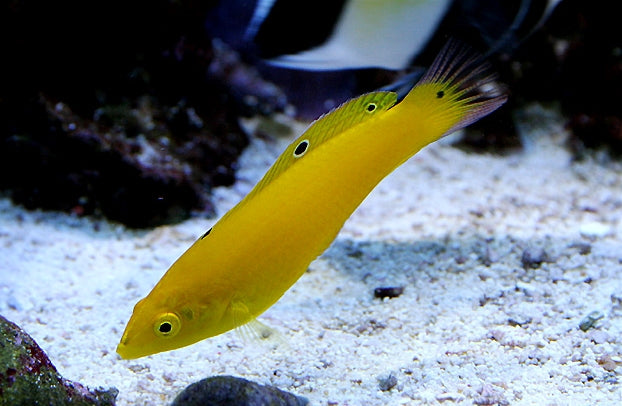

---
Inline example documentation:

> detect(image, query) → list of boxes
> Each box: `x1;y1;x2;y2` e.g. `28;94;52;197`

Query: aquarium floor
2;105;621;405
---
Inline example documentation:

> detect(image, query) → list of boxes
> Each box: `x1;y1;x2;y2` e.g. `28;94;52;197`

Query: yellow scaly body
117;43;507;359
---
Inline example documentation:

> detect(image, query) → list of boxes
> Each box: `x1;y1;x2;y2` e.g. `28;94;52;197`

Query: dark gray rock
171;375;308;406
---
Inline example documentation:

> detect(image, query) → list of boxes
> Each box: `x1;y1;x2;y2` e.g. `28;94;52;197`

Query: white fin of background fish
482;0;564;58
244;0;278;41
543;0;563;26
518;0;564;42
259;0;452;71
243;0;565;72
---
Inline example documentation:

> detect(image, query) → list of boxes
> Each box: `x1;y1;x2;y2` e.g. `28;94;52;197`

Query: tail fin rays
416;40;508;137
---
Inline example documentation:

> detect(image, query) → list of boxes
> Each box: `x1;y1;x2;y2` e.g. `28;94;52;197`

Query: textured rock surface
0;315;117;406
171;375;308;406
0;0;285;228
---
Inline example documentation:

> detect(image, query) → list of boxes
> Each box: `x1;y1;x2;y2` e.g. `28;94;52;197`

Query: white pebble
579;222;611;238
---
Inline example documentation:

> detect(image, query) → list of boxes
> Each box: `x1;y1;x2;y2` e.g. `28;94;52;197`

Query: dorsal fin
209;90;395;230
211;91;396;228
244;91;397;202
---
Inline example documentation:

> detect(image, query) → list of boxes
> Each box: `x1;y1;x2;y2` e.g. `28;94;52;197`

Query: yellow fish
117;42;507;359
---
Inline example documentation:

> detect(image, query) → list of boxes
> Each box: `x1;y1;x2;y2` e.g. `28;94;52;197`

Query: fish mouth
116;342;146;360
116;342;132;359
116;333;138;359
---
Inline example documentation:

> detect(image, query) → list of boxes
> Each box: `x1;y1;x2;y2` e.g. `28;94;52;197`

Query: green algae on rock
0;315;117;406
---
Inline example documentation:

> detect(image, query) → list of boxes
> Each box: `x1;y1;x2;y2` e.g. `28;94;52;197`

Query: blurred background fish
207;0;562;68
245;0;453;71
206;0;563;117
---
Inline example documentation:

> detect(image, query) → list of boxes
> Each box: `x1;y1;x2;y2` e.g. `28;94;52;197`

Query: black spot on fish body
200;227;212;240
181;307;194;320
293;139;309;157
366;103;377;112
436;90;445;98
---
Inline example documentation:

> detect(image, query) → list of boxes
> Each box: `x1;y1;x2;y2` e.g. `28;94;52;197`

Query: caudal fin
406;40;508;137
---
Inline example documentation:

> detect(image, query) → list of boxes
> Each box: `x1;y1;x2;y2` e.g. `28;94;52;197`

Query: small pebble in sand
569;242;591;255
377;372;398;392
579;222;611;238
521;246;548;269
578;310;604;332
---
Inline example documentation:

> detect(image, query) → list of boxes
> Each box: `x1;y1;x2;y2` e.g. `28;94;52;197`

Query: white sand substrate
1;104;621;405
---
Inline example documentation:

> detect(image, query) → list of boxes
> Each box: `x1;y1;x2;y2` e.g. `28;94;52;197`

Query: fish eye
153;312;181;338
293;139;309;158
366;103;377;112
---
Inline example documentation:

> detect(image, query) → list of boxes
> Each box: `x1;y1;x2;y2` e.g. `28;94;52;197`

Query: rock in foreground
172;375;308;406
0;314;117;406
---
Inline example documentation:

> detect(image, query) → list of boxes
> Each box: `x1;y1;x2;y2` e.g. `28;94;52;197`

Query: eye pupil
154;313;181;338
366;103;376;112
